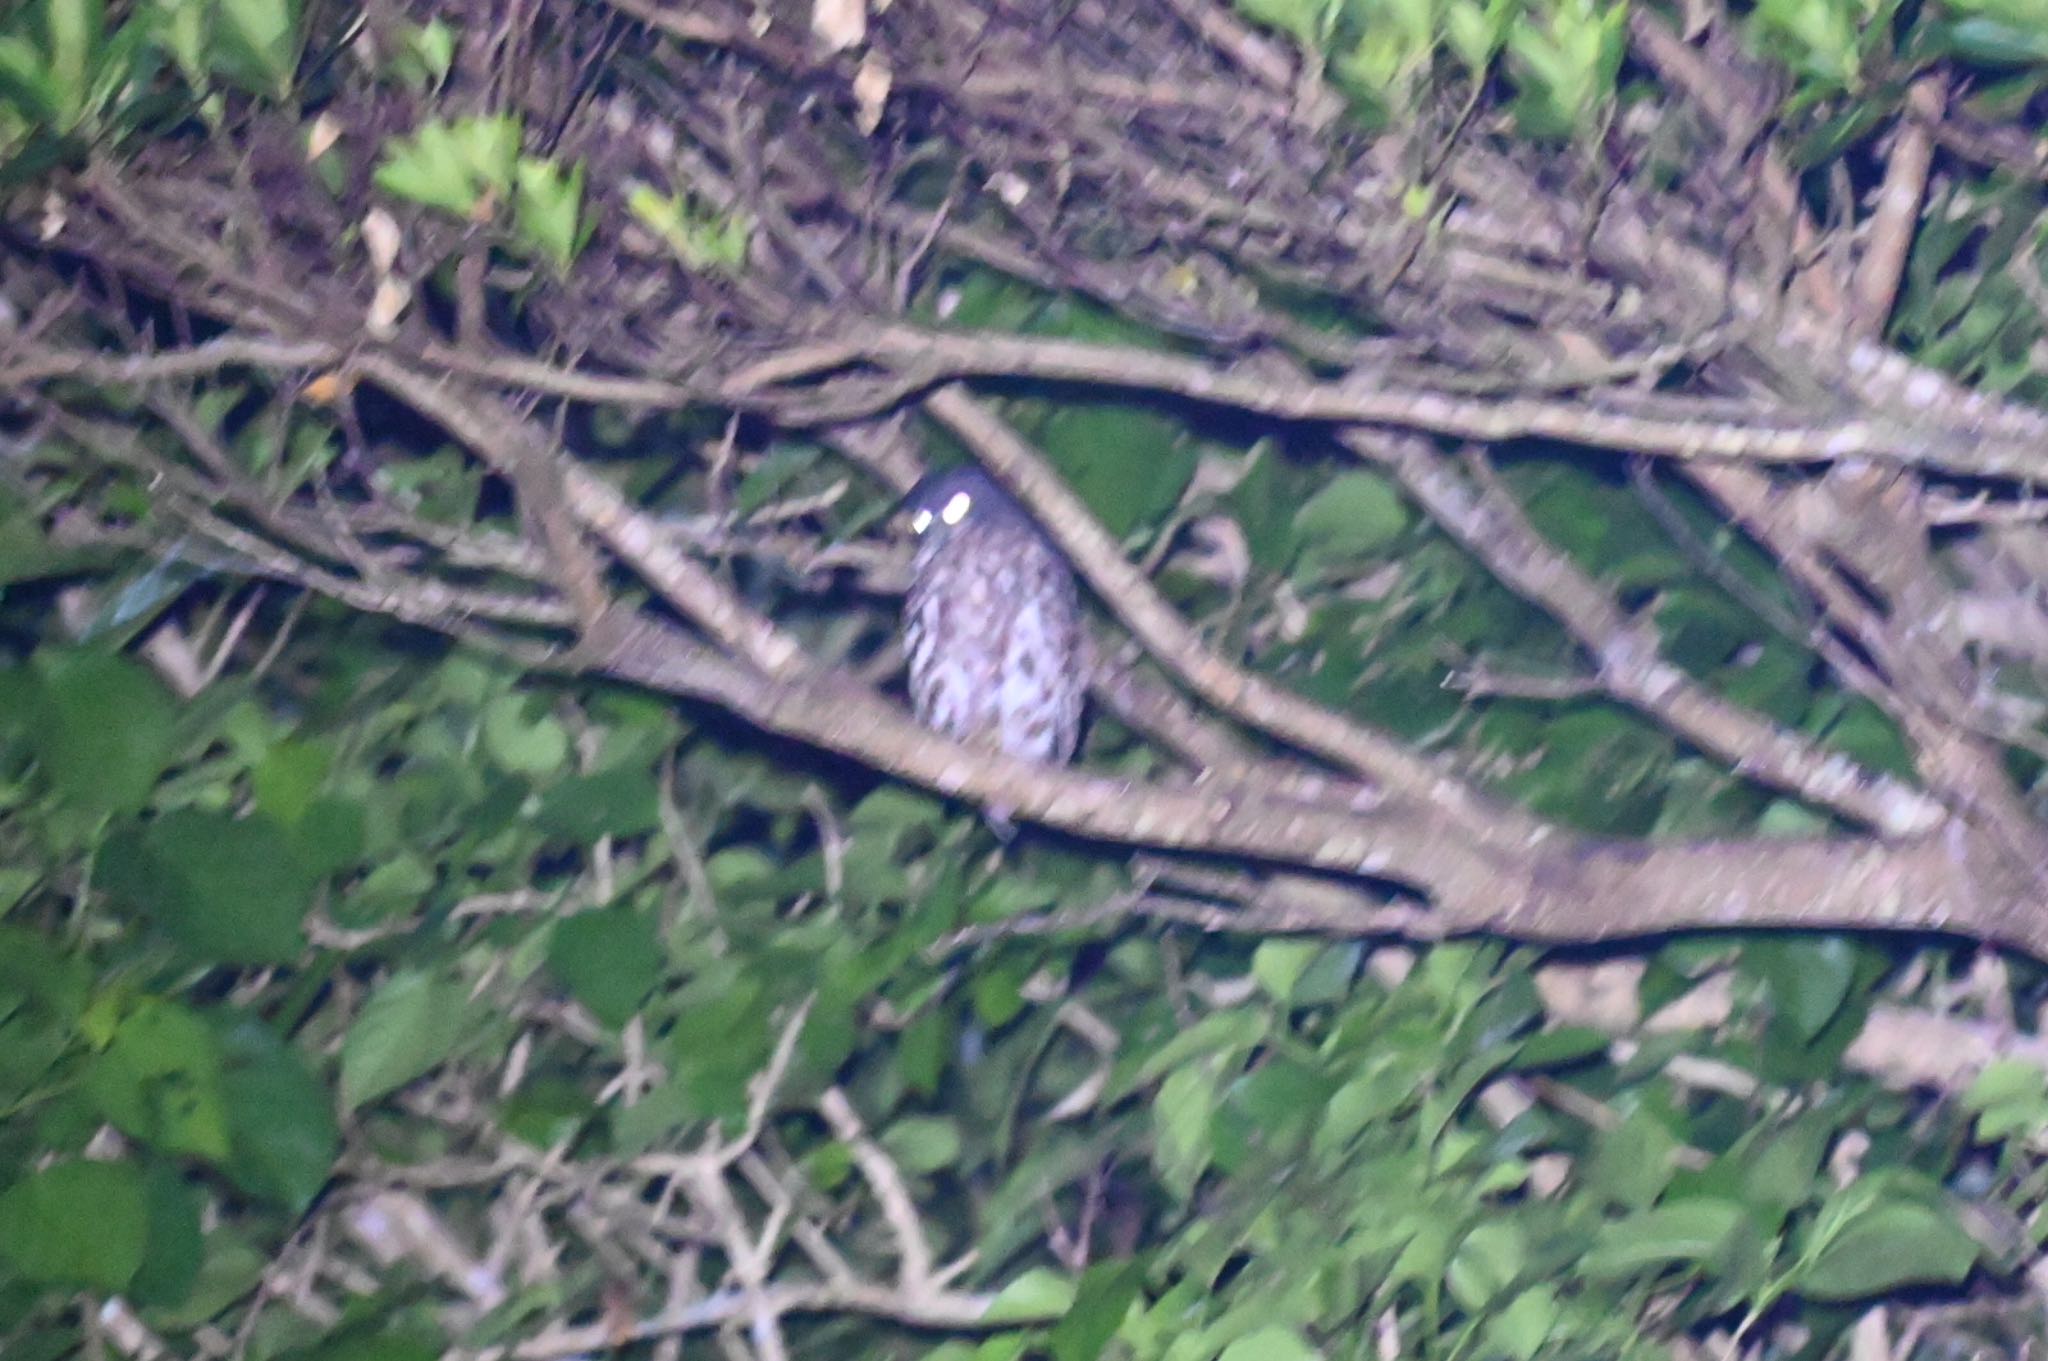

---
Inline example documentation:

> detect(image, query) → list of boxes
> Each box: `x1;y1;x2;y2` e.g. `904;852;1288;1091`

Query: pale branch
570;612;2048;957
1850;75;1945;341
1537;958;2048;1096
679;1159;791;1361
17;323;2017;501
481;1278;1018;1360
0;334;334;387
1687;460;2048;861
817;1088;938;1290
727;324;2043;481
1553;149;2048;455
584;613;1516;894
1354;430;1944;836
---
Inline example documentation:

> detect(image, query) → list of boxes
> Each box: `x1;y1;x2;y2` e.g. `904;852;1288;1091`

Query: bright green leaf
25;647;176;816
1486;1285;1559;1361
87;998;232;1163
1293;471;1409;561
340;969;472;1112
985;1267;1076;1322
481;693;570;776
1447;1220;1528;1310
1251;939;1320;1005
1745;934;1856;1041
512;156;587;271
1051;1260;1143;1361
1796;1202;1980;1300
1217;1325;1323;1361
881;1116;963;1174
0;1159;147;1290
1583;1198;1744;1276
220;1019;339;1213
216;0;299;97
1153;1062;1219;1201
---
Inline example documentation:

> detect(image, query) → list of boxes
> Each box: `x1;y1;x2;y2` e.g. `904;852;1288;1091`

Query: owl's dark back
902;468;1084;765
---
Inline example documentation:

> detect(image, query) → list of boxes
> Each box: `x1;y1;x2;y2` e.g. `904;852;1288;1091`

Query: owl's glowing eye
911;509;934;534
941;491;973;525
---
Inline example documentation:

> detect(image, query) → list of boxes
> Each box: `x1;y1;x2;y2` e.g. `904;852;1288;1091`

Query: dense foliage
5;1;2048;1359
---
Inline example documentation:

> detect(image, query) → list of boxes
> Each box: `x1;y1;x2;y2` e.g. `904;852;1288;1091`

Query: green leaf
970;959;1028;1028
1251;939;1320;1005
340;969;472;1112
1944;16;2048;64
0;1159;147;1290
1964;1058;2048;1109
1509;1026;1608;1069
87;998;232;1162
294;796;367;879
0;34;62;125
1582;1198;1744;1276
1125;1008;1266;1089
1796;1202;1980;1300
1447;1220;1528;1309
534;765;661;842
898;1009;948;1099
984;1267;1075;1322
1745;934;1855;1041
1227;441;1296;569
1309;1072;1383;1163
215;0;299;97
1292;471;1409;562
1233;1057;1334;1137
1737;1117;1829;1226
1217;1325;1323;1361
1051;1260;1143;1361
705;845;780;900
253;738;332;825
24;647;176;816
880;1116;963;1174
1486;1285;1559;1361
129;1161;204;1308
294;1329;442;1361
405;19;455;87
481;693;570;776
1583;1111;1680;1210
220;1020;339;1213
626;184;752;271
1035;401;1194;538
376;115;521;218
1964;1059;2048;1140
104;809;312;964
0;924;89;1020
512;156;587;271
44;0;102;126
1152;1061;1220;1200
1287;941;1363;1006
548;906;662;1027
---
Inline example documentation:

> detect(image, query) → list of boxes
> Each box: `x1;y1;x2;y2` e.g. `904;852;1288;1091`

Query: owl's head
901;467;1025;547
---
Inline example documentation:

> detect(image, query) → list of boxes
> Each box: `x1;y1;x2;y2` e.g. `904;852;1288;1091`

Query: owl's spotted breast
904;504;1083;766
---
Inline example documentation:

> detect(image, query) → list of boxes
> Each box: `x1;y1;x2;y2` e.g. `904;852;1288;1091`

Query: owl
902;467;1085;766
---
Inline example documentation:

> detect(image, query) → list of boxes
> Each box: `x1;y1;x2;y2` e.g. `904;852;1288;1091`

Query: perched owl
902;467;1084;766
